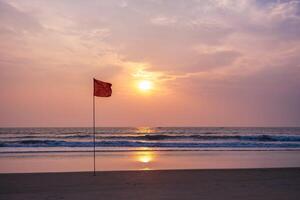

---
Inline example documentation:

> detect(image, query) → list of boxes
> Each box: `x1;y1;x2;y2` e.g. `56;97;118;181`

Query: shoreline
1;150;300;173
1;168;300;200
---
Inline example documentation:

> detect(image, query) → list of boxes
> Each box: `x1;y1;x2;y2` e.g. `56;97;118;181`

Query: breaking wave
1;139;300;148
1;127;300;151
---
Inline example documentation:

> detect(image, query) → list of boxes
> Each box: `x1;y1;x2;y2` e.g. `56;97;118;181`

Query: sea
1;127;300;153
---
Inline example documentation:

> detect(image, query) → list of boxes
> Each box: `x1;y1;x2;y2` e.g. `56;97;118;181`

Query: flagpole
93;78;112;176
93;90;96;176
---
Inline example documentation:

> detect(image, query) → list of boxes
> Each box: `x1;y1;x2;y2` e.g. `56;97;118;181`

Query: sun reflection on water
135;127;155;134
134;148;156;170
138;153;153;163
133;128;156;170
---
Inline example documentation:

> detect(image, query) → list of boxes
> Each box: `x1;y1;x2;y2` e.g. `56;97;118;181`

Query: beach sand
1;168;300;200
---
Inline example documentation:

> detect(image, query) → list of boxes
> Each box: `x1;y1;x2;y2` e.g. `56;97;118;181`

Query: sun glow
138;80;153;91
139;155;152;163
135;151;155;164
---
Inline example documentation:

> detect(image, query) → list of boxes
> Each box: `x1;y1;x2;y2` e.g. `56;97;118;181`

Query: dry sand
1;168;300;200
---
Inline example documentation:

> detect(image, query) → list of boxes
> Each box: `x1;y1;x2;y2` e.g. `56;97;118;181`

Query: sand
1;168;300;200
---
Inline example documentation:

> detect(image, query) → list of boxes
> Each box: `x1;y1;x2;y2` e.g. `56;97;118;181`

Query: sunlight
135;127;155;134
139;155;152;163
134;151;155;164
138;80;153;92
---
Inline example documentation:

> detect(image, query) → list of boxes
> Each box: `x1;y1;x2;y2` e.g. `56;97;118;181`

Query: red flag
94;78;112;97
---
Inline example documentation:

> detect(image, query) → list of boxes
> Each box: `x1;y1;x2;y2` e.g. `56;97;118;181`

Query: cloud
0;0;299;126
0;0;42;34
150;16;177;26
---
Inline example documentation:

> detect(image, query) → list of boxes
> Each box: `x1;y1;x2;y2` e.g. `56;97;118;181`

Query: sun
138;80;153;91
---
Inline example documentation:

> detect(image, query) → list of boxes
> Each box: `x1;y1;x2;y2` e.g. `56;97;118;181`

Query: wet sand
1;151;300;173
1;168;300;200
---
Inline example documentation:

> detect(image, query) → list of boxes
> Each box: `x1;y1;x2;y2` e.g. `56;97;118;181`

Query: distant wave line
1;134;300;142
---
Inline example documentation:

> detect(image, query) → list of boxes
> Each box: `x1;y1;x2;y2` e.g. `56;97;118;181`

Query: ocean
1;127;300;153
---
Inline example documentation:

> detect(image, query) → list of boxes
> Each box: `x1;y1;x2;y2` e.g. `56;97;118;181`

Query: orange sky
0;0;300;127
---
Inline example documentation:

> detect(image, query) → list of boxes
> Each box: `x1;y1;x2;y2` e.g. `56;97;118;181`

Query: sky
0;0;300;127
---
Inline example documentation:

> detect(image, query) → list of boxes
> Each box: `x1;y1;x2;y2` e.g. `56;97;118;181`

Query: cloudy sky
0;0;300;127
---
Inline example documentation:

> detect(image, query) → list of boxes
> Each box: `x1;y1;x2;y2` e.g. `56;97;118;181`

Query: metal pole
93;93;96;176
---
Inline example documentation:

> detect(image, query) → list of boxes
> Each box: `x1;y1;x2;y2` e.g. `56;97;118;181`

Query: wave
1;134;300;142
148;134;300;142
1;140;300;148
95;134;300;142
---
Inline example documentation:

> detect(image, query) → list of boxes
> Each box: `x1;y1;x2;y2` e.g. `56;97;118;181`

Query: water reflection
133;128;156;170
135;127;155;134
1;151;300;173
136;152;154;163
133;148;156;170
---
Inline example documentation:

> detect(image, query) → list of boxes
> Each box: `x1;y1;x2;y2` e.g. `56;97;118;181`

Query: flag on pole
92;78;112;176
94;78;112;97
